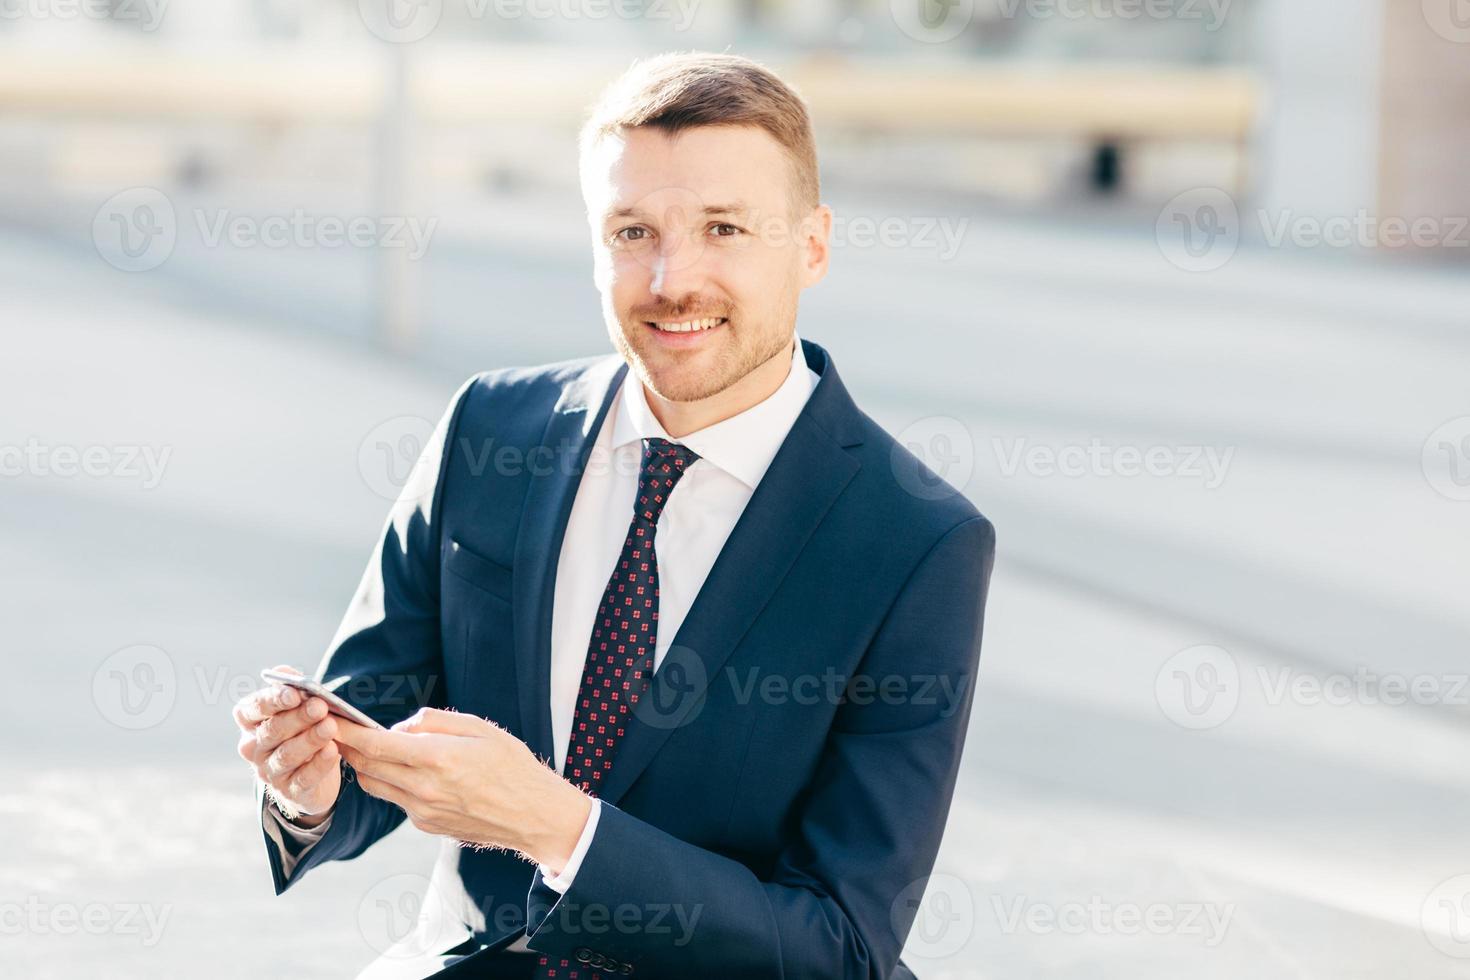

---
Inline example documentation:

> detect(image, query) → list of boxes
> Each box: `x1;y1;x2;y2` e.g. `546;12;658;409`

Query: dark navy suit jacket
263;339;995;979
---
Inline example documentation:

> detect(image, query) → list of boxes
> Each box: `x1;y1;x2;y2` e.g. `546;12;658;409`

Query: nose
649;226;709;300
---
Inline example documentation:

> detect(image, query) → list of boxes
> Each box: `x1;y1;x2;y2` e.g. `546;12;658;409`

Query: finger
284;742;340;799
393;707;493;737
355;770;418;813
338;744;429;796
265;718;338;777
237;729;261;764
332;723;432;767
256;698;330;753
235;682;302;727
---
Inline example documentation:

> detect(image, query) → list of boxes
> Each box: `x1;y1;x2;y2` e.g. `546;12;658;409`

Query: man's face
582;124;830;404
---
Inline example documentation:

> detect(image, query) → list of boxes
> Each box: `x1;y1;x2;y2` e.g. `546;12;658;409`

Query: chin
639;364;730;404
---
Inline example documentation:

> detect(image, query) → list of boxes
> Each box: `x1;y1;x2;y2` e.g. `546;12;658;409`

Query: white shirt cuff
536;799;601;894
260;788;334;877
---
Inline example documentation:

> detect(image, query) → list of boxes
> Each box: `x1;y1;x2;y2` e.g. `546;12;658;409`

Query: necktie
538;436;699;979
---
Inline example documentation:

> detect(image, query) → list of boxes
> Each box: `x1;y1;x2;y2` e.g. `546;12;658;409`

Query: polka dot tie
537;437;699;979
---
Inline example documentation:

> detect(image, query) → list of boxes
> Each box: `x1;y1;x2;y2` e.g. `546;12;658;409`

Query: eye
709;222;743;238
612;226;652;245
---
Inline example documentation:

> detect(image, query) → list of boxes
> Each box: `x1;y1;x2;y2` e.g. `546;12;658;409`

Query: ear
799;204;834;288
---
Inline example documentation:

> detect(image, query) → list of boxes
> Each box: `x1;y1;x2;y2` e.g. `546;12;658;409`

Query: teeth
653;317;724;333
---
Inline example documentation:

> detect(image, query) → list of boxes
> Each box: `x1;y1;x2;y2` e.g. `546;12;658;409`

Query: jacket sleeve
261;377;477;895
524;515;996;978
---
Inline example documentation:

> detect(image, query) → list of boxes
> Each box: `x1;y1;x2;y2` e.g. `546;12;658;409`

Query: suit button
574;947;593;964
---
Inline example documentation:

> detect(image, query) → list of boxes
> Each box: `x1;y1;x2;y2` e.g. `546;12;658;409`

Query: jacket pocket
444;538;514;604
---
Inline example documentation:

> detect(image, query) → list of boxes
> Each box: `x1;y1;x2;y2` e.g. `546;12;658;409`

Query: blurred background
3;0;1470;976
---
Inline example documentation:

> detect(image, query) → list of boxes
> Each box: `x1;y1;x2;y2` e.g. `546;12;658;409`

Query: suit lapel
512;356;627;764
595;341;865;806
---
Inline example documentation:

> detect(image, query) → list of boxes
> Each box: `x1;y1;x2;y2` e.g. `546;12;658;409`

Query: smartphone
259;669;386;730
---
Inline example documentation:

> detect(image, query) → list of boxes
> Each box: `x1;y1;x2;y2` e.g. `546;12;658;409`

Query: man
233;52;994;979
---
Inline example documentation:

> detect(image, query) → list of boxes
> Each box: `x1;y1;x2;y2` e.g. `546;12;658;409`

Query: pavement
2;185;1469;978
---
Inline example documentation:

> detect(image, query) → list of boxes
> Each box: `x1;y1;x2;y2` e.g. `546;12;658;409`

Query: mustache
630;301;732;322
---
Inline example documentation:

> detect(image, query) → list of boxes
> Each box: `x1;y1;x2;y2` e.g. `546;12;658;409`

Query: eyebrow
603;201;752;223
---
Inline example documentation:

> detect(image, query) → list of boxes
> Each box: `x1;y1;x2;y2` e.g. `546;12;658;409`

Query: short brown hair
580;51;821;214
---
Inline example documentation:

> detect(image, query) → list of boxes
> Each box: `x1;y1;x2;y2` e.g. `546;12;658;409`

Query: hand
334;708;593;873
234;665;342;827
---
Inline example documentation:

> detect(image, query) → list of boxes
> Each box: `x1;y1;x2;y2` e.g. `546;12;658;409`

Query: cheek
600;253;652;307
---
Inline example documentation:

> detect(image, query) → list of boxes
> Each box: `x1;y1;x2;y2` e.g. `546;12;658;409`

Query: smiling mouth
645;317;728;333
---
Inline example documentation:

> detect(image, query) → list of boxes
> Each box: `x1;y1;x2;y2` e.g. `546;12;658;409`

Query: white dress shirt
264;334;818;927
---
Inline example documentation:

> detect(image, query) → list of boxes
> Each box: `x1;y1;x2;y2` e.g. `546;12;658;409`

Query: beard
606;297;795;405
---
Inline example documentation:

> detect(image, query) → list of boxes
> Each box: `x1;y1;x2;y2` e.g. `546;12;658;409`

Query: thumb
393;707;494;737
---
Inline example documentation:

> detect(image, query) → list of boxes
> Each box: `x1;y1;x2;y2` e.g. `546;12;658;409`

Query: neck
646;338;795;439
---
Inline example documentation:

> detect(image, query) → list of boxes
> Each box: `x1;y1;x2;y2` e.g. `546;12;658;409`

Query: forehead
583;124;793;218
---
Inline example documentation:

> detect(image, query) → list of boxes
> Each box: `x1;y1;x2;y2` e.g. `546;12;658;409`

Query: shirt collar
610;334;816;490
